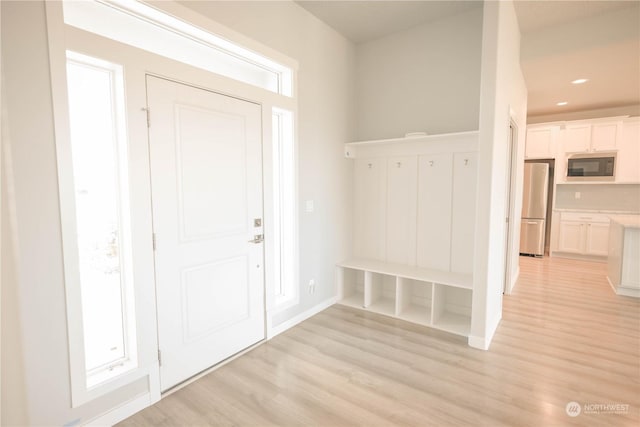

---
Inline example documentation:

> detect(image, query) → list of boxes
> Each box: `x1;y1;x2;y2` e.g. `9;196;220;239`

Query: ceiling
296;0;640;118
296;1;479;44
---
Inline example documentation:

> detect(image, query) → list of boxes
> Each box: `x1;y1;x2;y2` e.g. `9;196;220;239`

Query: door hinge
152;233;157;251
158;349;162;367
142;107;150;127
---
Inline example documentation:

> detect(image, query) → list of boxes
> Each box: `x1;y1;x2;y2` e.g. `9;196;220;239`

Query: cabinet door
616;120;640;183
585;222;610;256
416;154;453;270
450;152;477;274
354;158;386;260
564;125;591;152
558;221;584;253
386;157;418;265
591;123;618;152
526;128;553;159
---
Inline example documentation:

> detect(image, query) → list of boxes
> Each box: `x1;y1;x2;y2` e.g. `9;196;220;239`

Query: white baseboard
85;393;151;427
468;311;502;351
267;296;337;339
607;276;640;298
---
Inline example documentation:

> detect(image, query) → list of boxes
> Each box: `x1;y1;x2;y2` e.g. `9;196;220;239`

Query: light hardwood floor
120;256;640;426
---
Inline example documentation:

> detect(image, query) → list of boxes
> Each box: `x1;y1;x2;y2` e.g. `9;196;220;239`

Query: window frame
271;108;299;310
65;51;139;386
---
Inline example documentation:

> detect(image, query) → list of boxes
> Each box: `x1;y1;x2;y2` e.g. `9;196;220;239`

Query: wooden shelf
338;259;473;290
367;298;395;317
397;304;431;326
432;312;471;336
346;130;479;147
338;293;364;309
336;261;472;338
344;131;479;159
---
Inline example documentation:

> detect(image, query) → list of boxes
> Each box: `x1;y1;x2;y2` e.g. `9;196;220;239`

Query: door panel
353;158;386;260
175;105;248;239
386;156;417;265
519;219;545;256
416;154;453;271
559;221;584;253
147;76;264;391
450;152;477;274
521;163;549;219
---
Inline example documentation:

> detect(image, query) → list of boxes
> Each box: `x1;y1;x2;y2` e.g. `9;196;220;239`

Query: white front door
146;76;265;391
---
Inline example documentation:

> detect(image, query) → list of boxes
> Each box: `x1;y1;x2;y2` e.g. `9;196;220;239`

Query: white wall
2;0;354;422
470;0;528;349
179;1;356;328
1;2;155;425
354;5;483;140
1;78;29;426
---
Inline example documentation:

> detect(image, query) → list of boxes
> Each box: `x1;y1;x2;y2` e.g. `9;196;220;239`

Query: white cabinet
563;121;620;153
337;260;472;336
353;158;386;260
558;221;584;253
591;123;619;151
564;124;591;152
451;152;477;274
385;157;417;265
608;217;640;297
557;212;610;257
525;126;558;158
616;119;640;183
342;131;479;338
416;154;453;271
585;222;610;256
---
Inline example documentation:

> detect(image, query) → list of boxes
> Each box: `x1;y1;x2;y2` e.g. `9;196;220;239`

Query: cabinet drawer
561;212;610;223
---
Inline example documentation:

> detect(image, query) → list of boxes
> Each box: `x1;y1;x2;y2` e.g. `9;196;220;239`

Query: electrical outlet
575;191;581;199
308;279;315;294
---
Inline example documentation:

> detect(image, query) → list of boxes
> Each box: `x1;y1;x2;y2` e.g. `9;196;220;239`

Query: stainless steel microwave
566;153;616;181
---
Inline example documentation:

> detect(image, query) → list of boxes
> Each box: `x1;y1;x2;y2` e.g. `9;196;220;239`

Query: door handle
248;234;264;244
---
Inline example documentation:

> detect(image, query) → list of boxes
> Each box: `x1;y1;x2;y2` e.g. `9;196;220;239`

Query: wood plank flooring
119;256;640;426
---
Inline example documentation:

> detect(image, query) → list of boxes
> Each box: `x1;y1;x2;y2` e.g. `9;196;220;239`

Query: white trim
468;311;502;350
267;297;337;339
607;276;640;298
85;392;152;427
506;265;520;295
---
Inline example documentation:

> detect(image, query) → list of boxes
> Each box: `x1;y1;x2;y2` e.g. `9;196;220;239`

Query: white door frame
503;119;519;295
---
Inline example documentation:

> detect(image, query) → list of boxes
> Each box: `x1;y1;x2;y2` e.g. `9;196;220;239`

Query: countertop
554;208;640;215
610;215;640;229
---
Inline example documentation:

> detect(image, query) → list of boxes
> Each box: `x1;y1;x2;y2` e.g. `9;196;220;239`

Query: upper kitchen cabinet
525;125;560;159
563;119;622;153
616;118;640;183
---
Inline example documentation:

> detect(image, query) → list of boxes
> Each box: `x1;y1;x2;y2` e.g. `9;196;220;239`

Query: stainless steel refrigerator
520;163;549;256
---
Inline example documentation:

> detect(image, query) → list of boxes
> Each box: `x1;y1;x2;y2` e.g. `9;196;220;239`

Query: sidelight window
65;52;137;390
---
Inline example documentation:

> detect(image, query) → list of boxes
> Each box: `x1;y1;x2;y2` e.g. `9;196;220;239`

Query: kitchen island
607;215;640;297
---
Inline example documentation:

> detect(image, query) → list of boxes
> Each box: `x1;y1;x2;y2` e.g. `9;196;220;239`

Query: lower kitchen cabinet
336;259;473;337
557;212;610;257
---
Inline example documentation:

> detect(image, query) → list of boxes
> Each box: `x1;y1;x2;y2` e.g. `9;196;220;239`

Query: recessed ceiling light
557;101;568;106
572;78;588;84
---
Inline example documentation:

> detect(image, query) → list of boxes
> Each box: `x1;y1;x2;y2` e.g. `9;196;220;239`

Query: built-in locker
416;153;453;271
